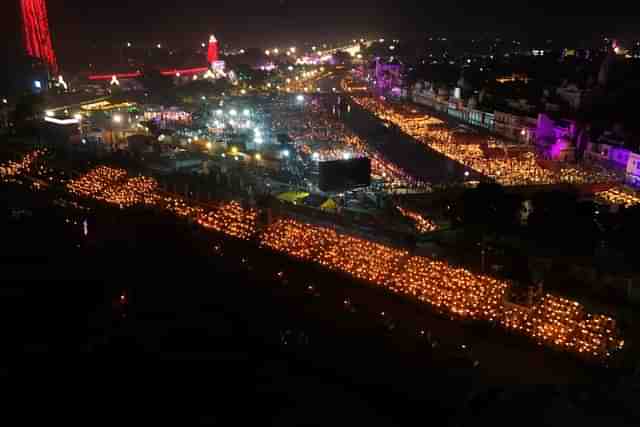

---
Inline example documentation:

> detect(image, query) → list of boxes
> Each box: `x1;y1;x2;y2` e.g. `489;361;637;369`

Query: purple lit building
535;114;578;161
372;58;403;97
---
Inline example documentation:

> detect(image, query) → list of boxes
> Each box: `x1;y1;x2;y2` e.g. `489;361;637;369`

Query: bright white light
2;98;7;104
113;114;123;124
343;152;351;160
379;38;385;43
206;142;213;150
229;119;236;126
282;149;290;158
44;117;79;125
274;48;279;54
176;72;181;77
243;109;250;116
34;80;42;89
216;109;223;116
240;49;245;54
290;47;296;53
73;114;83;121
202;96;206;100
255;153;262;160
296;94;305;103
288;66;294;71
464;171;470;177
240;89;246;95
229;109;237;116
267;83;272;88
389;45;395;50
255;137;263;144
312;46;316;51
157;43;162;49
45;110;54;117
312;152;320;161
265;50;270;56
202;43;206;48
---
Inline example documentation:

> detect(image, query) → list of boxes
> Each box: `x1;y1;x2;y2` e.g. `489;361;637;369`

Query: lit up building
20;0;58;75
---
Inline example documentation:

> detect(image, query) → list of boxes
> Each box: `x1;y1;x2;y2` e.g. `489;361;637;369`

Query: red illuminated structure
20;0;58;74
88;33;219;81
207;34;219;64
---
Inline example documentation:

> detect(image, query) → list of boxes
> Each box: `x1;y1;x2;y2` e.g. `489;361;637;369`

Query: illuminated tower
207;35;219;64
20;0;58;74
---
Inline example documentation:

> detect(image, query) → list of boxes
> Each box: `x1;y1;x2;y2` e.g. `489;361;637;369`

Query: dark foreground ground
0;183;638;426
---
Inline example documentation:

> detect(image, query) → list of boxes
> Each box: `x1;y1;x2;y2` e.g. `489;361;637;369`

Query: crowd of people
350;95;622;186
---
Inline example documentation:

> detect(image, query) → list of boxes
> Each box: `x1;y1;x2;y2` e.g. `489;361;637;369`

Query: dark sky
5;1;640;66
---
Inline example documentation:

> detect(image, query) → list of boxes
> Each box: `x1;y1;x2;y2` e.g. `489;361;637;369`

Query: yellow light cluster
0;149;46;182
196;201;258;240
596;186;640;207
260;218;623;359
271;96;427;189
65;167;624;360
350;95;621;186
67;166;127;198
396;205;438;233
160;195;205;218
388;256;507;320
98;176;160;208
501;294;622;358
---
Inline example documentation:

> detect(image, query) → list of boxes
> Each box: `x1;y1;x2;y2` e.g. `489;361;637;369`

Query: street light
113;114;122;124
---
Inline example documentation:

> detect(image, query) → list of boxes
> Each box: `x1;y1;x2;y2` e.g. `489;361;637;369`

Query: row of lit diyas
501;295;623;358
67;166;128;198
260;218;623;359
350;95;621;186
396;205;438;233
596;186;640;207
0;149;47;182
66;167;624;360
196;201;258;240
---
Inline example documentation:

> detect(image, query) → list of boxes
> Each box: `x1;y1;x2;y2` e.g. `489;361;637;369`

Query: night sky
4;1;640;66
